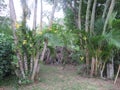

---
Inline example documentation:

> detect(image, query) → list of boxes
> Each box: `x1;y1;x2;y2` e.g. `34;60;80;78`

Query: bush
0;33;13;79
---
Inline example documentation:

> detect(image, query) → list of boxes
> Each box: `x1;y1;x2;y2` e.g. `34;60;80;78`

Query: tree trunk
24;54;28;73
31;42;47;81
95;56;98;76
31;52;40;81
86;48;89;74
36;41;47;72
33;0;38;31
30;57;34;73
85;0;92;74
33;0;43;80
32;0;58;81
103;0;115;34
78;0;82;30
90;0;97;34
9;0;25;78
107;63;114;79
90;57;95;77
85;0;92;32
20;0;28;25
102;0;111;19
49;0;58;28
100;62;106;79
40;0;43;31
114;65;120;84
107;56;114;79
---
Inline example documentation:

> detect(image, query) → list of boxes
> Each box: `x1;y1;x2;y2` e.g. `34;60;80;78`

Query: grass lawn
0;64;119;90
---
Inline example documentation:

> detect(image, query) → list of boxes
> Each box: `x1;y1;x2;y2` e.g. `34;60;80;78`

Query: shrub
0;33;13;79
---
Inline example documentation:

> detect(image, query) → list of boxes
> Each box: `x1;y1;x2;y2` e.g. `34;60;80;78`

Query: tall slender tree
78;0;82;30
9;0;25;78
85;0;92;74
40;0;43;31
33;0;38;31
102;0;111;19
103;0;115;34
90;0;97;34
90;0;97;77
85;0;92;32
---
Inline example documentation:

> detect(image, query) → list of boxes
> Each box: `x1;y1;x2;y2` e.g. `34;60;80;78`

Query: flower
54;30;57;33
15;22;21;29
23;40;27;45
30;44;33;47
38;31;42;35
49;28;52;31
80;56;84;61
83;36;87;41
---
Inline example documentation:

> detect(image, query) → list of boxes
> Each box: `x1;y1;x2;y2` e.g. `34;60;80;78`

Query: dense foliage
0;33;13;79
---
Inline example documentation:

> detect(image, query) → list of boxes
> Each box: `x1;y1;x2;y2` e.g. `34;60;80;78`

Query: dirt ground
1;64;120;90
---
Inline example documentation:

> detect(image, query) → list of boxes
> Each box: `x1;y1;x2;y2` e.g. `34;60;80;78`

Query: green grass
0;64;117;90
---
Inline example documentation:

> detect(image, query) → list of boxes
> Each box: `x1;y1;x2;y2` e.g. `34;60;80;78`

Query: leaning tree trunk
100;62;106;79
78;0;82;30
114;64;120;84
103;0;115;34
9;0;25;78
102;0;111;19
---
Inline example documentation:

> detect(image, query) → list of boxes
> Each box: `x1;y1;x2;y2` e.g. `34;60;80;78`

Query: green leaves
0;33;13;79
104;30;120;48
44;33;64;47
